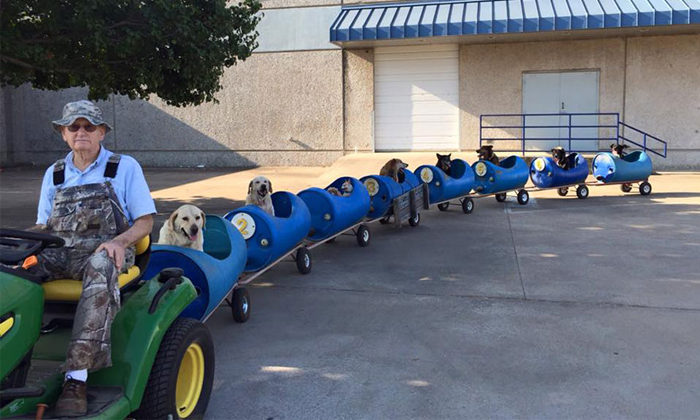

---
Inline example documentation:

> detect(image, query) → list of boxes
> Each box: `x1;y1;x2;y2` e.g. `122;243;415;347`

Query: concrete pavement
1;156;700;419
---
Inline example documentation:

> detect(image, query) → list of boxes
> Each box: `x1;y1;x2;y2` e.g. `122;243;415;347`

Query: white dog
246;176;275;217
158;204;206;251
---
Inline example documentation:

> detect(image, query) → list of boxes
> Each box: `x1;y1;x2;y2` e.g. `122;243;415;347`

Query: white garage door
374;44;459;151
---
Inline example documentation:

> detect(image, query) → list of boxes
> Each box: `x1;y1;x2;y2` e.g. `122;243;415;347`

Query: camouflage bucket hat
52;100;113;133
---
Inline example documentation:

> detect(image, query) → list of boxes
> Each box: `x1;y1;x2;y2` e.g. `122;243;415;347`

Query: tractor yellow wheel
176;343;205;418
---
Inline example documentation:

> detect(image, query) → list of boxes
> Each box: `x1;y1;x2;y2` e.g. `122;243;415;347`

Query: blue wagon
361;169;428;227
298;177;372;247
143;215;249;322
415;159;476;214
224;190;314;282
592;151;653;195
529;153;592;199
472;156;531;205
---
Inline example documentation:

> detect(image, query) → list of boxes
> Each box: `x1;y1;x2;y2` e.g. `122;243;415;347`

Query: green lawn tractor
0;229;215;419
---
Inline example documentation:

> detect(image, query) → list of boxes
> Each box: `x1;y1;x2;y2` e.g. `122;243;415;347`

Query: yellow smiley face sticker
475;162;487;177
534;158;546;172
364;178;379;197
420;167;434;183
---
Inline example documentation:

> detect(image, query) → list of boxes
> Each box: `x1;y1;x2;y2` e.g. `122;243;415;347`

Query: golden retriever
246;176;275;217
158;204;206;251
379;158;409;182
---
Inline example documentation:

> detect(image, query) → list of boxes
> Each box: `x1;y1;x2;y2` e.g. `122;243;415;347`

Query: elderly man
30;100;156;417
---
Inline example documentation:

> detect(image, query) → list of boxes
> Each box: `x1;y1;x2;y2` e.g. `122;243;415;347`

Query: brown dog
379;158;409;182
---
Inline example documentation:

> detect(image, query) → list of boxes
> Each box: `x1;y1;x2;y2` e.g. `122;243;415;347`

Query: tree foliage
0;0;262;106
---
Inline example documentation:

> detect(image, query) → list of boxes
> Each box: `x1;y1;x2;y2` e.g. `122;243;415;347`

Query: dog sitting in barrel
436;153;452;176
551;146;574;170
611;143;629;158
326;178;354;197
476;145;499;166
379;158;408;183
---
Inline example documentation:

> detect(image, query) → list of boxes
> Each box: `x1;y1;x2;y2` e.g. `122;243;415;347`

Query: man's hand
96;241;127;272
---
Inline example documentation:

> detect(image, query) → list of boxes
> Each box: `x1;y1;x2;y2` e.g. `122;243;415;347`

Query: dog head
436;153;452;173
610;143;629;157
389;158;409;171
551;146;567;163
341;178;353;194
169;205;205;243
248;176;273;202
476;145;494;160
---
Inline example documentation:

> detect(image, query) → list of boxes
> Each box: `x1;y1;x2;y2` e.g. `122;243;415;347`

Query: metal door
522;71;599;152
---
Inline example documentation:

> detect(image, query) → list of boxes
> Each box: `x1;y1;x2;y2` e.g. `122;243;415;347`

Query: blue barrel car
472;156;530;205
298;177;371;247
530;153;591;199
224;191;313;276
361;169;423;227
143;215;249;322
416;159;476;213
592;151;653;195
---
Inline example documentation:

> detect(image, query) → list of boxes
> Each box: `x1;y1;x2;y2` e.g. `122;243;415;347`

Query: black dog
436;153;452;176
611;143;629;158
476;145;499;166
551;146;571;170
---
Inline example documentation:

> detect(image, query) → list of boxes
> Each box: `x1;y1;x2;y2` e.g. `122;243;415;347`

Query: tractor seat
42;235;151;302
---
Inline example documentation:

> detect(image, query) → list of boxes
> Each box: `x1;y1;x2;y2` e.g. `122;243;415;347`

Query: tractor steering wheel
0;229;64;265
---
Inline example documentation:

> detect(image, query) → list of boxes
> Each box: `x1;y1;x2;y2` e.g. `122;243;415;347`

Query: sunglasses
66;123;98;133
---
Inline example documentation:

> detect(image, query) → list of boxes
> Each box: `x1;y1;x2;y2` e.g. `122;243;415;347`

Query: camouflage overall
29;155;135;371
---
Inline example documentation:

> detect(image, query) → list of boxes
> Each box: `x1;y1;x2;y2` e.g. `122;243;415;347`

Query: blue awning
330;0;700;42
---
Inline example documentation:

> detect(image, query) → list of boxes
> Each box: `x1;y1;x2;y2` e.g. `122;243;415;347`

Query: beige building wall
460;38;626;153
344;49;374;152
624;34;700;170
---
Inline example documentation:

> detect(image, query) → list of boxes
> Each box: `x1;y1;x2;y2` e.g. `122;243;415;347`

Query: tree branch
0;54;69;73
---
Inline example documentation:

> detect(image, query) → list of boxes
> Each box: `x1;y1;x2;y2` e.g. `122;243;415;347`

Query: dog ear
268;180;273;193
447;153;451;158
610;143;617;149
200;211;206;230
436;153;441;159
168;211;179;230
248;181;253;195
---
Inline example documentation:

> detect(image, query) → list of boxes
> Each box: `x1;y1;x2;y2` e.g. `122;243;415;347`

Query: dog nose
260;184;267;192
190;225;199;235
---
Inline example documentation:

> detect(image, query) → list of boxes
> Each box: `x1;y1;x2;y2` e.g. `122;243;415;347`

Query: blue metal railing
479;113;667;158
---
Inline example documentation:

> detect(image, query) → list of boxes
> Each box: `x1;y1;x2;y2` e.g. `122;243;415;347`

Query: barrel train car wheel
356;225;370;247
495;193;507;203
461;198;474;214
231;287;251;323
639;182;652;196
408;213;420;227
437;203;450;212
516;190;529;205
296;247;312;274
557;187;569;196
134;318;214;420
576;185;589;199
621;183;633;193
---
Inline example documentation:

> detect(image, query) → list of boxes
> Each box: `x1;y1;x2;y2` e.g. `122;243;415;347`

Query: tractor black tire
231;287;251;323
133;318;215;420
